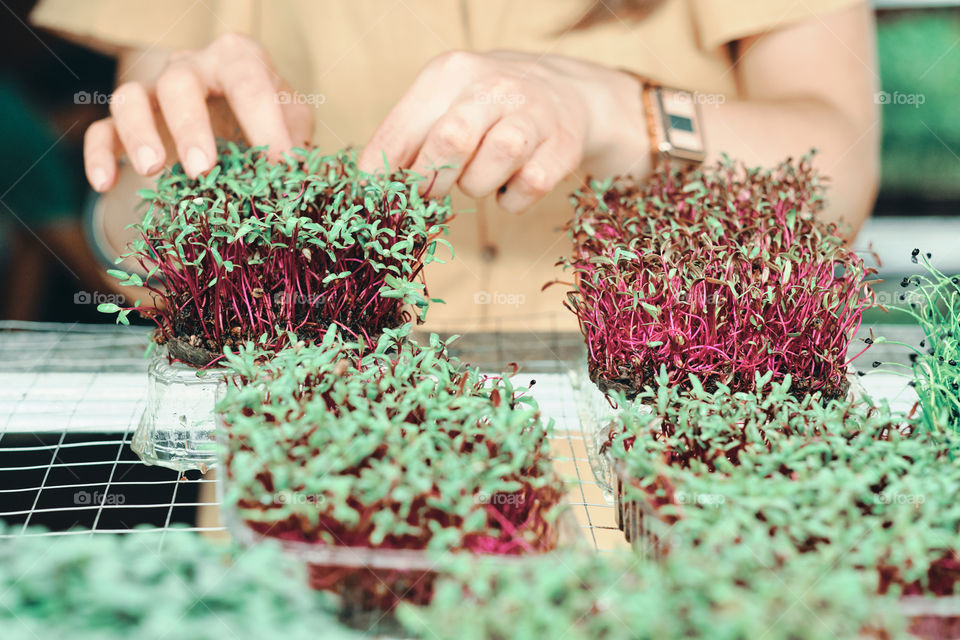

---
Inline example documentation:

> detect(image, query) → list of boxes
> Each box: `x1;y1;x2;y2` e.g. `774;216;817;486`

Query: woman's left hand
357;50;648;213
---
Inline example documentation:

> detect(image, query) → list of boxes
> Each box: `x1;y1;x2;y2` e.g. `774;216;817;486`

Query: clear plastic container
900;597;960;640
584;367;868;553
215;424;581;627
570;373;651;502
226;505;580;632
611;461;671;559
577;367;867;506
132;346;229;472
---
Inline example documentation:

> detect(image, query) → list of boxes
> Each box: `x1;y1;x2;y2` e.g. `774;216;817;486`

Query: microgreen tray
576;366;868;502
607;453;960;640
216;467;581;619
215;413;580;621
601;386;959;640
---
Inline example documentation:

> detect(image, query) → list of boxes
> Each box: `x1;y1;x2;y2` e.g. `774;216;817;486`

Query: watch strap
621;69;707;169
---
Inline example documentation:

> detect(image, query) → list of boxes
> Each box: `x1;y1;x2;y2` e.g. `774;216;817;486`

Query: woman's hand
358;50;649;214
84;33;313;192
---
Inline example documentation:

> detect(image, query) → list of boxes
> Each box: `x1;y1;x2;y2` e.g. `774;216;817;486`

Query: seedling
874;253;960;432
561;155;874;400
100;143;452;366
0;525;358;639
217;324;565;608
399;545;906;639
607;370;960;598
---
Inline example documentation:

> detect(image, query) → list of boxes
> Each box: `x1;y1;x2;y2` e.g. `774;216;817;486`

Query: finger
155;62;217;178
208;38;292;158
498;134;581;214
84;118;121;192
357;93;450;175
357;51;475;173
408;101;502;196
457;113;541;199
110;81;166;175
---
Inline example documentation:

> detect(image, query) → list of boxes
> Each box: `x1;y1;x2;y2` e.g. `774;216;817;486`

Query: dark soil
163;296;407;367
589;360;850;402
165;334;222;368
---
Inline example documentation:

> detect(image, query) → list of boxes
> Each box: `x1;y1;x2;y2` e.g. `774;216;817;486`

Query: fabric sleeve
692;0;867;50
29;0;257;55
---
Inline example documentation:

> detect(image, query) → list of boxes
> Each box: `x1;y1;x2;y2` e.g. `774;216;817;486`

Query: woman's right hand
84;32;313;192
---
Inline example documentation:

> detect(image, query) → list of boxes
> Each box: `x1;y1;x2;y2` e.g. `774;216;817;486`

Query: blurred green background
875;7;960;212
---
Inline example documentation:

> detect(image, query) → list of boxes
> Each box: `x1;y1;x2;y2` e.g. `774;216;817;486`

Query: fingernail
136;146;160;173
91;167;107;190
184;147;209;176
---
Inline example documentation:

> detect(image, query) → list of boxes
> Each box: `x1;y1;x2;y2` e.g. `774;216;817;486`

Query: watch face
658;88;705;158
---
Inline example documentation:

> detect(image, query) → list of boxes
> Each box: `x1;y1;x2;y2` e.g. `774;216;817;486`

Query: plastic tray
592;370;957;640
900;597;960;640
216;419;581;623
576;367;868;505
570;372;650;501
218;486;581;625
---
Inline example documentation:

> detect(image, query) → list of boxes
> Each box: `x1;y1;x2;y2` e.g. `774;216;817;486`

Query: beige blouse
32;0;860;332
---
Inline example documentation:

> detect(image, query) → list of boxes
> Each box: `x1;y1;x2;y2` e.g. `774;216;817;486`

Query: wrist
580;67;652;179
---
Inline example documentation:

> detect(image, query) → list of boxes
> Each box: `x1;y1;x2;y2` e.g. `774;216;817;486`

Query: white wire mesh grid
0;321;626;550
0;322;221;544
0;321;920;553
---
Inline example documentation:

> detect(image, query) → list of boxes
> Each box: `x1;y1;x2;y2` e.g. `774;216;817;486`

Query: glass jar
132;347;229;472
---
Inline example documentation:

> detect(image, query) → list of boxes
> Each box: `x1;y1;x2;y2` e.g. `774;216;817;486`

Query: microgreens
100;143;452;366
217;324;564;606
560;154;874;400
874;253;960;432
607;371;960;597
0;525;358;640
399;545;906;639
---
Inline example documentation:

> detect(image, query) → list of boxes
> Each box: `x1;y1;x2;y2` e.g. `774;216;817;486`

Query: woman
32;0;879;333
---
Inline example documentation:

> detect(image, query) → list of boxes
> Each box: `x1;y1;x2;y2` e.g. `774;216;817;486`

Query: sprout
607;371;960;598
0;525;355;639
879;254;960;432
400;545;908;639
217;325;565;607
102;142;452;365
561;154;874;400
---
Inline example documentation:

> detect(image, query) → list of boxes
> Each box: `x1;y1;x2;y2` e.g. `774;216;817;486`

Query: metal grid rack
0;321;920;553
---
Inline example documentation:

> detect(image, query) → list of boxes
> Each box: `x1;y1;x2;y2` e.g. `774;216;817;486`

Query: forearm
581;80;877;239
581;1;878;239
701;97;878;237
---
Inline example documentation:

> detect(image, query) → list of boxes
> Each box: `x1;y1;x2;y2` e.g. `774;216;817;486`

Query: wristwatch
624;71;707;169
